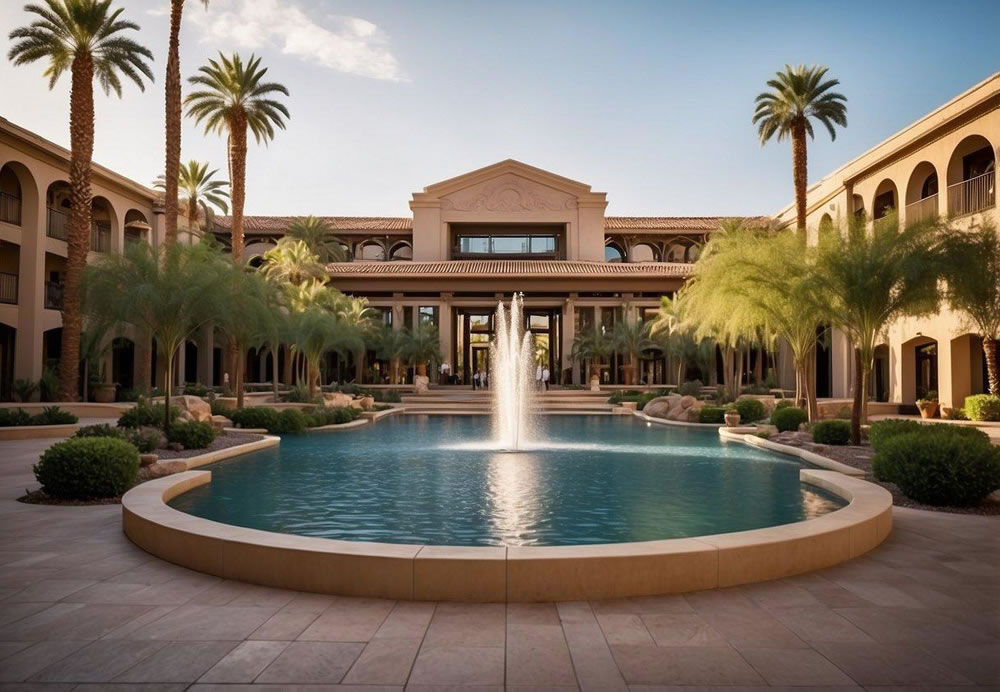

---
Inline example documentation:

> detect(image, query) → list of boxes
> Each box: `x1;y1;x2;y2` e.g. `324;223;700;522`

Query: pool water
169;416;844;547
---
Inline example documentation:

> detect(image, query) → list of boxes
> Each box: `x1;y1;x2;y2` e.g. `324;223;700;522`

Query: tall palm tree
753;65;847;233
612;312;655;385
8;0;154;401
185;53;289;263
261;239;326;286
571;326;611;384
154;160;229;237
374;324;408;385
286;216;349;264
163;0;209;245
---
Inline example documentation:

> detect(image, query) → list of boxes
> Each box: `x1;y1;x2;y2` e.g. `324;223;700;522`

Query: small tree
939;221;1000;395
403;323;442;378
83;243;225;431
612;311;655;385
571;326;611;383
214;266;273;409
374;324;408;385
285;216;348;264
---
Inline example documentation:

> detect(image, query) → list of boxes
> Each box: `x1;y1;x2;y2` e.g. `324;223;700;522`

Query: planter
724;411;741;427
416;363;428;377
93;384;116;404
623;364;636;386
917;401;939;419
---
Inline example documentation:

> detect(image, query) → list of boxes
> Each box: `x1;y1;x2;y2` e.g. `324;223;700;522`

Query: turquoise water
169;416;844;546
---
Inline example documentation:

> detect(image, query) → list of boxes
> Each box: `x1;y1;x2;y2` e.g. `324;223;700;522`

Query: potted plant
403;323;442;380
92;364;116;403
724;406;741;427
916;390;939;419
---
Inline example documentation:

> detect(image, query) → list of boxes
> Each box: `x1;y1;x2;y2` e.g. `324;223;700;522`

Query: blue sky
2;0;998;216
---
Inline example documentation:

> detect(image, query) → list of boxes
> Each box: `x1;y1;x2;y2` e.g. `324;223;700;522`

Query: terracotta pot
93;384;116;403
724;411;741;427
917;402;939;419
416;363;427;377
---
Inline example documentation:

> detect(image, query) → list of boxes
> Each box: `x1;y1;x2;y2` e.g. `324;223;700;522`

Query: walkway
0;438;998;689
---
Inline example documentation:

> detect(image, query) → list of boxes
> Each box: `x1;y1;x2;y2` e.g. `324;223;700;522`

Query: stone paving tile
191;686;400;691
0;641;33;662
505;624;576;687
596;614;654;646
767;606;876;643
0;604;153;642
557;602;626;692
122;604;278;641
695;604;809;650
2;580;95;604
111;640;238;683
0;641;90;682
811;641;974;686
341;637;422;685
639;612;727;647
298;598;395;642
249;605;326;641
739;647;858;686
407;645;505;686
255;641;365;684
373;601;436;640
31;639;167;683
610;644;766;686
198;639;290;683
421;603;506;649
834;606;999;646
74;684;189;691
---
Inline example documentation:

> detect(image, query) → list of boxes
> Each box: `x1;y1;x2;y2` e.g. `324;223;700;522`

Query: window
604;245;625;262
491;236;528;254
530;236;556;254
455;233;558;256
376;307;392;326
419;306;438;326
459;236;490;254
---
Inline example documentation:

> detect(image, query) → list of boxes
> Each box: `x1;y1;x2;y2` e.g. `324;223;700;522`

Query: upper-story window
450;223;565;259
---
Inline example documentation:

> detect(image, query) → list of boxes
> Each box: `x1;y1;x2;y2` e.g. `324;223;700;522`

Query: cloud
186;0;405;82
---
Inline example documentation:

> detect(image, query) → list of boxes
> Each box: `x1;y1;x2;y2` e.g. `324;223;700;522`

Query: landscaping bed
769;430;1000;516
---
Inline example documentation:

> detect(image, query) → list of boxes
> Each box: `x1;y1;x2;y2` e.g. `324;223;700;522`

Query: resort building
0;73;996;408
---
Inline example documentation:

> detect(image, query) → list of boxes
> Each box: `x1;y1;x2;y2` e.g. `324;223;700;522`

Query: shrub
677;380;703;397
772;406;808;432
811;419;851;445
74;423;123;439
608;390;642;404
283;383;319;404
0;407;33;427
166;421;215;449
965;394;1000;422
12;378;37;402
872;428;1000;506
943;407;968;420
636;392;658;410
374;389;402;403
229;406;280;431
741;384;769;395
124;427;161;453
31;406;78;425
33;437;139;499
308;406;360;427
834;406;853;420
38;368;58;402
734;398;766;423
116;387;140;402
272;408;309;434
118;401;176;429
208;396;234;417
774;399;796;410
183;382;210;397
868;419;922;452
698;406;726;424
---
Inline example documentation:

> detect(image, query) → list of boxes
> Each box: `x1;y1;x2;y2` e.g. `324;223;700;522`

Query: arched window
947;134;995;216
388;242;412;261
358;241;386;261
604;243;625;263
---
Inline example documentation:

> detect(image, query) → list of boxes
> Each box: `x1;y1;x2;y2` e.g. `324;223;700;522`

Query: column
563;295;576;384
14;192;45;382
438;294;452;382
197;323;214;385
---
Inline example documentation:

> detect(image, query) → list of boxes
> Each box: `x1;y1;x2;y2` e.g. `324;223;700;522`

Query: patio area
1;437;998;690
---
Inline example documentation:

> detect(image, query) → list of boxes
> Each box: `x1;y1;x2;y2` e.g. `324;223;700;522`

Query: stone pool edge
121;444;893;601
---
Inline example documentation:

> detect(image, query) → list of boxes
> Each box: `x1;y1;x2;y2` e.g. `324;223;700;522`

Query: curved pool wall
167;417;845;546
122;417;894;602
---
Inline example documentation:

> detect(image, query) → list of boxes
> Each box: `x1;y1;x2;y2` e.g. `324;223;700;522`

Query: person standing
473;369;480;390
542;365;550;391
536;363;543;391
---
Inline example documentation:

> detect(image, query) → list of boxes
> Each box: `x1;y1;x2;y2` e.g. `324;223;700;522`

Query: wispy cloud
185;0;406;82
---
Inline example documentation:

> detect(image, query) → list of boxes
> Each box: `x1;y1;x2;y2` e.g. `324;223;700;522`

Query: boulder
142;459;187;479
177;409;194;423
211;414;232;430
414;374;430;394
666;404;688;421
138;453;158;468
755;424;778;437
151;394;212;423
354;395;374;411
323;392;353;408
642;396;674;420
678;395;697;409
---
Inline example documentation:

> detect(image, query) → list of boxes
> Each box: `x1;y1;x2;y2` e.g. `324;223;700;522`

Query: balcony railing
44;281;63;310
948;170;995;217
0;272;17;305
91;221;111;253
0;192;21;226
47;207;69;240
904;194;938;225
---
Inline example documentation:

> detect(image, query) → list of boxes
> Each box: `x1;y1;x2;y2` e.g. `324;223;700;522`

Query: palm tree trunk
58;53;96;402
805;344;819;421
164;0;184;245
135;329;151;394
270;344;279;401
235;341;244;409
792;119;808;233
163;345;174;433
227;118;248;263
984;336;999;395
850;348;864;445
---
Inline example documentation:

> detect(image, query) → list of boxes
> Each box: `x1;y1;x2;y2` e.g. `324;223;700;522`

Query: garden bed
768;430;1000;516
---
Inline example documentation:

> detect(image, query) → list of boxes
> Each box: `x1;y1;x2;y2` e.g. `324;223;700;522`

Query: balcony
0;272;17;305
47;207;69;240
948;170;995;217
91;221;111;253
904;194;938;225
44;280;63;310
0;192;21;226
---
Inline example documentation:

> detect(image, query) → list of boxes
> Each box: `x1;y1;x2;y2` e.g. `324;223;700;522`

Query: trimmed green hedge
34;437;139;499
0;406;78;427
73;423;160;453
118;402;177;428
308;406;361;427
272;409;309;434
811;419;851;446
734;398;766;423
228;407;280;431
771;406;808;432
869;420;987;453
774;399;796;411
872;427;1000;506
965;394;1000;422
166;421;216;449
698;406;726;424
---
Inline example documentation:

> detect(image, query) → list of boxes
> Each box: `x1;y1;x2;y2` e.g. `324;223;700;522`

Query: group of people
472;368;489;390
535;364;551;390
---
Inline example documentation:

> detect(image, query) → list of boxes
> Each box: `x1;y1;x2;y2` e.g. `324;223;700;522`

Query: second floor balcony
0;192;21;226
44;280;63;310
91;221;111;253
47;207;69;240
904;193;938;225
46;208;112;252
0;272;17;305
948;170;995;217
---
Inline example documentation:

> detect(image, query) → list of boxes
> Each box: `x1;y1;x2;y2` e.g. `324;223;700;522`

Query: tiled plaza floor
0;437;998;690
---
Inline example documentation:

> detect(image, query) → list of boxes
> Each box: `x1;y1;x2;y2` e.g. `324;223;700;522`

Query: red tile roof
603;216;770;231
326;260;693;278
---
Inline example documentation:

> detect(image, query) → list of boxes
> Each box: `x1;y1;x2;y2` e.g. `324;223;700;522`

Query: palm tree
808;213;941;443
651;295;713;386
612;311;655;385
83;242;226;431
571;326;611;384
164;0;209;245
335;295;376;381
753;65;847;233
154;160;229;237
261;239;325;286
286;216;348;264
403;323;442;378
939;221;1000;395
8;0;154;401
185;53;289;263
214;264;273;409
373;324;409;385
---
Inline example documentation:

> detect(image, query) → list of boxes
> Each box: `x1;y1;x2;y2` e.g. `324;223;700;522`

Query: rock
143;459;187;479
211;414;232;430
177;409;194;423
150;394;212;423
642;396;674;419
756;424;778;437
678;395;697;409
138;453;158;467
166;442;183;452
354;395;374;411
323;392;353;408
414;375;430;394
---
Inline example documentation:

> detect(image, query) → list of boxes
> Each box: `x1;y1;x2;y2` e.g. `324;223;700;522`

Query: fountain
490;293;536;450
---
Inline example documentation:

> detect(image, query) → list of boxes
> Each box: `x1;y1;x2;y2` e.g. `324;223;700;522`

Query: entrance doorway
471;345;490;385
455;304;561;385
915;341;938;399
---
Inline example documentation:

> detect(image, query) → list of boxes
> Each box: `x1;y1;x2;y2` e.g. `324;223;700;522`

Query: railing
904;194;938;224
0;192;21;225
91;221;111;253
47;207;69;240
0;272;17;305
44;281;63;310
948;170;995;217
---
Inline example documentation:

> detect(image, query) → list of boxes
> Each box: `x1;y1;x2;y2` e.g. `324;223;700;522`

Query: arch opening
947;134;995;216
